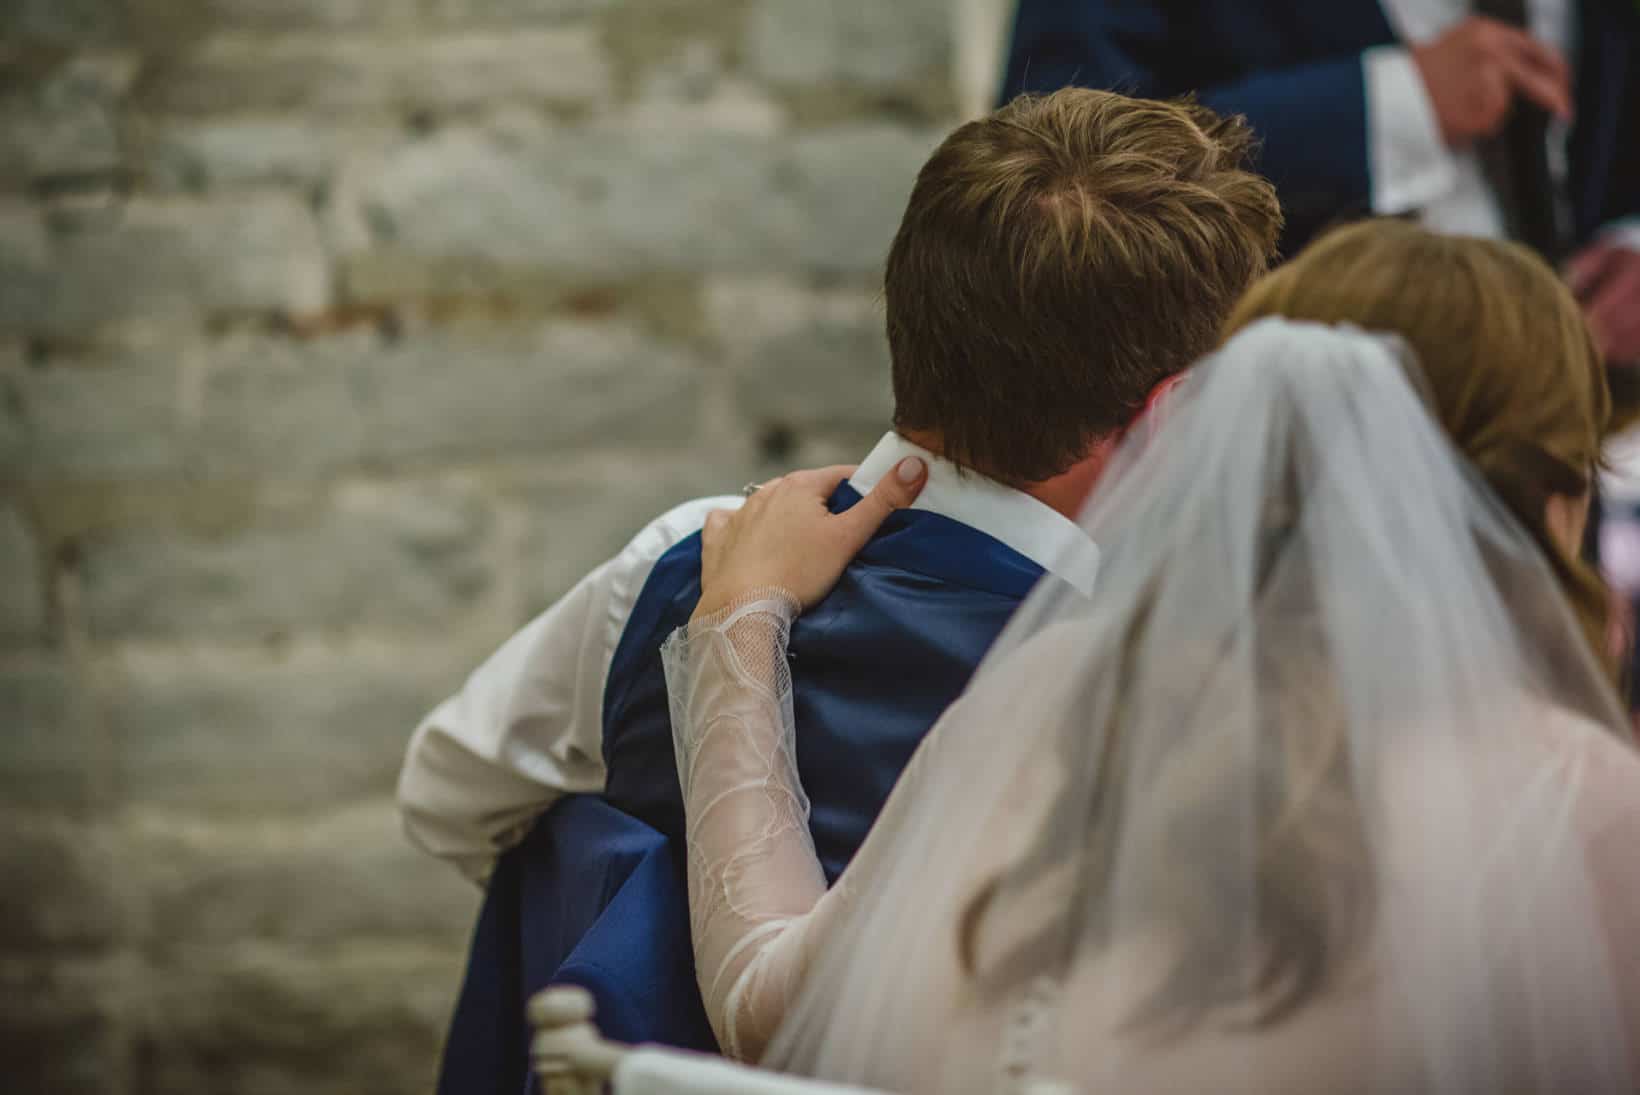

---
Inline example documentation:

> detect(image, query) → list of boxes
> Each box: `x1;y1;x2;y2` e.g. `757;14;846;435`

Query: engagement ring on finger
741;482;761;497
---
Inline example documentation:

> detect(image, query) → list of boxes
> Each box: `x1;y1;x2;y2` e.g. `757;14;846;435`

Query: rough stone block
0;956;130;1095
0;51;139;189
342;121;804;280
141;29;612;114
745;0;952;90
0;194;331;337
0;0;130;46
2;354;184;480
354;322;706;466
421;0;618;22
192;330;370;478
140;800;478;944
196;0;612;28
620;40;787;136
0;811;130;947
193;322;705;477
195;0;422;29
0;200;54;325
137;942;463;1095
706;276;893;433
104;639;478;812
0;659;99;807
0;505;47;640
349;121;932;282
784;125;942;273
509;456;749;612
81;482;494;642
140;118;394;193
351;119;937;280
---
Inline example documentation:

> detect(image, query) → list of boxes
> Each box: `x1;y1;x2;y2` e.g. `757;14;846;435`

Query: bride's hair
1223;220;1613;673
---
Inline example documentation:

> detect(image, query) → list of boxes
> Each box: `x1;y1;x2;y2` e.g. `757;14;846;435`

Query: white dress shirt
397;432;1101;881
1364;0;1640;250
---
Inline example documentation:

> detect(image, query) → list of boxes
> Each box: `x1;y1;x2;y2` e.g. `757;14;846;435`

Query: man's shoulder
619;495;742;572
605;497;733;671
595;492;737;652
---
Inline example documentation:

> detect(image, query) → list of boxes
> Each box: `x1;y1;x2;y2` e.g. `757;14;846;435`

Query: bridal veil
757;318;1640;1093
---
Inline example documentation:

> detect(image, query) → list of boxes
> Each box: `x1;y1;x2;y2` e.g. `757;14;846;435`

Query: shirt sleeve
397;494;742;883
1362;45;1460;216
1599;217;1640;254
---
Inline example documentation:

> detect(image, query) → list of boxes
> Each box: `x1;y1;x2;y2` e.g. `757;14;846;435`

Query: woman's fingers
836;457;928;554
704;507;735;539
694;459;925;620
781;465;858;500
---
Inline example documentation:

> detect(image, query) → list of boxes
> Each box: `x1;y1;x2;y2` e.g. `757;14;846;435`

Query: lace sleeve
662;591;829;1061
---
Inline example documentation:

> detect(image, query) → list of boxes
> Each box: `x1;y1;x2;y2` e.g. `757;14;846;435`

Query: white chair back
527;987;891;1095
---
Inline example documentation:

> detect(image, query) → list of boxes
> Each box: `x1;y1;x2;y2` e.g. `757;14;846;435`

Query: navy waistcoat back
429;484;1060;1078
603;483;1047;882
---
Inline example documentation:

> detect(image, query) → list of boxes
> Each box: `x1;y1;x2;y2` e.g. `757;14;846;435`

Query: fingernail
896;456;925;483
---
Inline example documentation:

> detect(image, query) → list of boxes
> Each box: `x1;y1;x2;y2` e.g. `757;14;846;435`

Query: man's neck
895;428;1113;521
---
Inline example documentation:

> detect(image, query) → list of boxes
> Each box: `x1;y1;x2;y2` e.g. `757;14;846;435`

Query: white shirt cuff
1598;217;1640;254
1363;46;1460;216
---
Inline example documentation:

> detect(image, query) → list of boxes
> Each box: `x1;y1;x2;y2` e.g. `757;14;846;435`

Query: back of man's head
886;88;1282;484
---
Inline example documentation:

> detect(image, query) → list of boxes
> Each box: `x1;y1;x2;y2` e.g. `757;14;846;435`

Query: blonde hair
1226;219;1613;669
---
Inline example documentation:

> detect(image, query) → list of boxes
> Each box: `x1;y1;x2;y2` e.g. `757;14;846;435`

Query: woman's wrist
690;587;802;629
691;589;739;624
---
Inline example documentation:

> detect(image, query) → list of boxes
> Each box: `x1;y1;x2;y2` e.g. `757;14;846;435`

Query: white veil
763;319;1640;1093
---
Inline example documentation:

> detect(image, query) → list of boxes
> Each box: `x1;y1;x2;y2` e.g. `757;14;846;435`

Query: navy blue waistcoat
602;483;1046;882
434;486;1051;1092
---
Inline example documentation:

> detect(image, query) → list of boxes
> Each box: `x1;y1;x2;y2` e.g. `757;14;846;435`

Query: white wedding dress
662;320;1640;1094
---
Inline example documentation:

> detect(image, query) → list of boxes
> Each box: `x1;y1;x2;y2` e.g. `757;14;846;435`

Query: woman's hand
694;458;928;621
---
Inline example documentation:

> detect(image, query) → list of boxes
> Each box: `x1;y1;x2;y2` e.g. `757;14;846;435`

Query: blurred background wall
0;2;956;1090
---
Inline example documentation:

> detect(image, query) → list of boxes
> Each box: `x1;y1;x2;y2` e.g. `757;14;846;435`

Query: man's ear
1144;372;1188;415
1127;371;1190;440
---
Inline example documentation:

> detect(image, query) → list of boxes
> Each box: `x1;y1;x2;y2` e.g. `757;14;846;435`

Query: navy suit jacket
1002;0;1640;254
436;485;1049;1093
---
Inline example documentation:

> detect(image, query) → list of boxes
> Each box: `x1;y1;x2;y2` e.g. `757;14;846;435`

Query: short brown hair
886;88;1282;484
1227;219;1612;669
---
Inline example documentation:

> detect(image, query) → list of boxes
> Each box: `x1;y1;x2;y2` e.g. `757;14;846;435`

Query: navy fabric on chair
549;831;715;1051
435;797;714;1095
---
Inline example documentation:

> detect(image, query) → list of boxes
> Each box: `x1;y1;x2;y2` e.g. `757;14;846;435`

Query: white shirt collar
848;432;1101;596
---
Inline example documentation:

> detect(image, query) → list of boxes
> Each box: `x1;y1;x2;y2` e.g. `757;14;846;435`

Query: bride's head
1223;220;1612;668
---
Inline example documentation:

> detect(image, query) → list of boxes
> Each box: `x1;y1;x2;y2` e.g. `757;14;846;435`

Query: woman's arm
664;589;949;1061
663;591;824;1059
661;462;927;1059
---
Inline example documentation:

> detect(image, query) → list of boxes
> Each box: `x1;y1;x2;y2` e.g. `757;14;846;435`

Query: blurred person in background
958;0;1640;698
957;0;1640;365
397;86;1281;1093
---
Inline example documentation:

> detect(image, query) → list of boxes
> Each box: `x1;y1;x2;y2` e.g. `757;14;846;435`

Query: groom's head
886;88;1281;487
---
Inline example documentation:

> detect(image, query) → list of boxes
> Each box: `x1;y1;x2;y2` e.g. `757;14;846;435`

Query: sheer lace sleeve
661;591;829;1060
663;590;954;1063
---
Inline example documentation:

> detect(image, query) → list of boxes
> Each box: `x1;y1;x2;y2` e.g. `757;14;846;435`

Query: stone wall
0;3;954;1091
